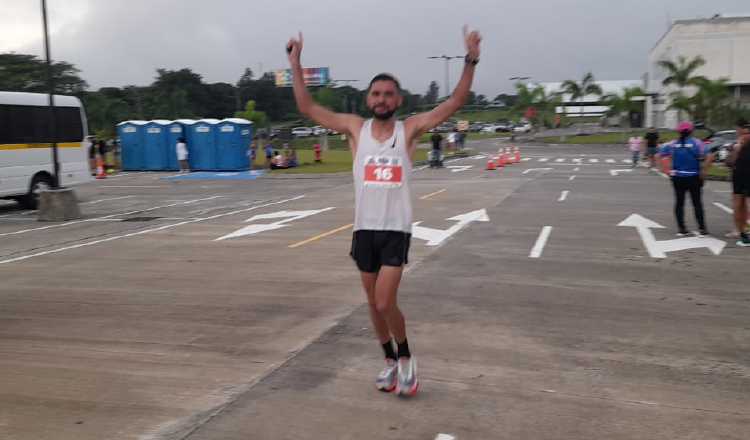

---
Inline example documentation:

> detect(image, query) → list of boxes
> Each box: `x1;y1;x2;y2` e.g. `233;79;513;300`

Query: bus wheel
19;173;54;210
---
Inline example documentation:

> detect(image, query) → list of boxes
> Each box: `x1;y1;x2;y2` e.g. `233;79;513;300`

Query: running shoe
396;357;419;396
676;230;690;237
725;231;740;239
697;229;710;237
375;358;398;392
737;233;750;247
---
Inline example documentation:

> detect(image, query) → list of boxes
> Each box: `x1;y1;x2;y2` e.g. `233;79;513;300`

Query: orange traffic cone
95;156;106;179
486;158;496;170
496;154;505;168
514;146;521;163
660;156;671;175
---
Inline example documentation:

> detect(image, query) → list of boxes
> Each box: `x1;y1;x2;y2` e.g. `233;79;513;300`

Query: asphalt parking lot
1;140;748;440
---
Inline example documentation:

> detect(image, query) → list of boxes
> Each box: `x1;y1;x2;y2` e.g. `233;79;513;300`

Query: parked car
703;130;737;162
292;127;313;138
512;123;532;133
311;126;328;136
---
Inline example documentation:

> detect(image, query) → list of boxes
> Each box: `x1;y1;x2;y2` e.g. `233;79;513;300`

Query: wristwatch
465;55;479;65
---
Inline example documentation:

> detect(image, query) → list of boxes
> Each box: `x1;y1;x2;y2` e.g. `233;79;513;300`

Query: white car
311;126;328;136
291;127;313;138
512;123;532;133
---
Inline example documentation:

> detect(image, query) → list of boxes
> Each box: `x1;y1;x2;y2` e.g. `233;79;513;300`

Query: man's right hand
286;32;303;66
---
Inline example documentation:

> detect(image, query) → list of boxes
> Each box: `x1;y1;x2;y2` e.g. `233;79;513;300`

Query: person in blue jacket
659;121;714;236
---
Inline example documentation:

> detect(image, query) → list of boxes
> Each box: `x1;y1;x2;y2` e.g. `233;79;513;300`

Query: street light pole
41;0;60;188
428;55;463;98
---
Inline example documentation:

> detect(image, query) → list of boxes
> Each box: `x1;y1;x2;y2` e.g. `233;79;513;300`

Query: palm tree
561;72;603;121
513;82;560;129
657;55;707;121
601;86;645;127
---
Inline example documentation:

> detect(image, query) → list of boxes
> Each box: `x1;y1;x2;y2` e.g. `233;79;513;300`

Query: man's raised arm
406;26;482;141
287;32;360;136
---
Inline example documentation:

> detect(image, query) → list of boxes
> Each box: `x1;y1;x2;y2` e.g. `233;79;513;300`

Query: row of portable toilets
116;118;254;171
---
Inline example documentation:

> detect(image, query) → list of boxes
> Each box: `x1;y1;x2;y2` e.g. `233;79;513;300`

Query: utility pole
428;55;463;98
41;0;60;188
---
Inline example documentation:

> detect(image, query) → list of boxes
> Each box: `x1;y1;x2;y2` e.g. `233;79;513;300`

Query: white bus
0;91;91;209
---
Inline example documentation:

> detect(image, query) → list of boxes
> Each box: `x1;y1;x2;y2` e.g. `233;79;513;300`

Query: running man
286;27;481;396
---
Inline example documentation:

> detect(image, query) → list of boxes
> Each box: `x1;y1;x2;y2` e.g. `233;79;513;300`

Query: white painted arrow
412;209;489;246
522;168;553;175
216;208;335;241
610;169;633;176
617;213;726;258
446;165;473;173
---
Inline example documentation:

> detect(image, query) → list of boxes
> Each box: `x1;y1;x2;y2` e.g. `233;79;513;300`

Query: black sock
381;340;397;361
396;338;411;359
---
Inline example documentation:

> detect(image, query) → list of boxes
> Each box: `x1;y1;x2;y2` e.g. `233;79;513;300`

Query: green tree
423;81;439;105
0;53;88;94
561;72;603;120
657;55;707;121
690;78;730;124
601;86;646;127
235;100;268;129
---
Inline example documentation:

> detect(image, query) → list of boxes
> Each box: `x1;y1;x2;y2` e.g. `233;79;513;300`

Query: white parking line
713;202;733;214
622;159;630;164
522;157;532;162
573;167;580;172
0;196;304;265
80;195;136;205
558;190;569;202
538;158;549;162
555;158;566;162
0;196;224;238
589;159;599;163
569;175;576;181
606;159;616;163
530;226;552;258
435;435;456;440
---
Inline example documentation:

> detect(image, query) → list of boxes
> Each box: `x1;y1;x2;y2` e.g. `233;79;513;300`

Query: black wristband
465;55;479;65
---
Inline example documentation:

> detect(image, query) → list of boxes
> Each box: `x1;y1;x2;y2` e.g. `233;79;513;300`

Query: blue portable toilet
165;120;189;171
116;120;147;170
216;118;253;170
186;119;219;170
143;120;170;170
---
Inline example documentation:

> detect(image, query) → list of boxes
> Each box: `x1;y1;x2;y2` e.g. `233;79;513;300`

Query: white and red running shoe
396;356;419;396
375;358;398;392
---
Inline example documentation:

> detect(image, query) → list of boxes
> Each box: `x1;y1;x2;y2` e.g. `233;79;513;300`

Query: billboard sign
275;67;331;87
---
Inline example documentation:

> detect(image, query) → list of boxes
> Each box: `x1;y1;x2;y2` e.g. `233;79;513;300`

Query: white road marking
216;207;335;241
435;435;456;440
569;175;576;181
522;168;553;175
572;158;582;163
80;195;136;205
617;214;725;258
538;158;549;162
447;165;473;173
589;159;599;163
622;159;631;164
522;157;532;162
713;202;733;214
606;159;616;163
530;226;552;258
414;165;429;171
610;169;633;176
0;196;305;265
412;209;489;247
573;167;580;172
558;190;569;202
0;195;224;238
555;158;566;162
420;188;447;200
101;185;165;188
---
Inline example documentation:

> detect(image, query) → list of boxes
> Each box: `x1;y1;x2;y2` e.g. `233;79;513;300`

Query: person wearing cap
658;121;713;236
726;118;750;246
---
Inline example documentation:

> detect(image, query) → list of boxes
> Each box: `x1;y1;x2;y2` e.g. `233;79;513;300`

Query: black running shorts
350;230;411;273
733;171;750;197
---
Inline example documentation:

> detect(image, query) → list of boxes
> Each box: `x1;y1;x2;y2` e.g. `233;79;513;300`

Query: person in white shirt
287;26;481;397
176;137;189;172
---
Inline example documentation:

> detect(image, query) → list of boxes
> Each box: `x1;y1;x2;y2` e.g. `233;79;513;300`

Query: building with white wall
646;14;750;128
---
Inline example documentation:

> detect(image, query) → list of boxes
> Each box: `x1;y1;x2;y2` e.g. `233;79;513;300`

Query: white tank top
353;119;412;232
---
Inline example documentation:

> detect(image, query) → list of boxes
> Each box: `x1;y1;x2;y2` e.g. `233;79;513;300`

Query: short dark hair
368;73;401;93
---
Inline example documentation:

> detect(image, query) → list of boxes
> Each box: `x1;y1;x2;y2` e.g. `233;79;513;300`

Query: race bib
363;155;403;188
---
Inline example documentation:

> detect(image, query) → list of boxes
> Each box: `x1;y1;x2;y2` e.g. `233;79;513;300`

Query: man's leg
373;266;406;345
733;194;747;234
360;271;392;344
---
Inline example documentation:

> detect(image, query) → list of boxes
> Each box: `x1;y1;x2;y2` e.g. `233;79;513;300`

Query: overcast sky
1;0;749;98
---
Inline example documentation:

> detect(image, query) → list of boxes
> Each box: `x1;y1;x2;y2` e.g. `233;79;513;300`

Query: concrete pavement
0;141;748;439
